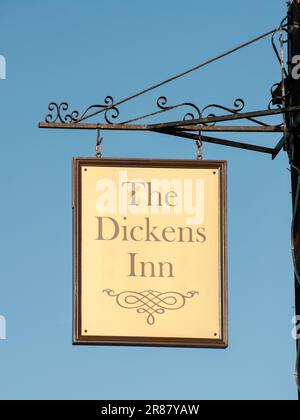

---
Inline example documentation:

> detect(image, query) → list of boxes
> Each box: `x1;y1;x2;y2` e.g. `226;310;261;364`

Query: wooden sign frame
73;158;228;348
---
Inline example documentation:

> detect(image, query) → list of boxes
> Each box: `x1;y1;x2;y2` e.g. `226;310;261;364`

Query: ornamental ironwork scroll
44;96;280;128
103;289;199;326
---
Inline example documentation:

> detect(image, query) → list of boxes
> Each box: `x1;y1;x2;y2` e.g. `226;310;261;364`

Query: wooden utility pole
288;0;300;400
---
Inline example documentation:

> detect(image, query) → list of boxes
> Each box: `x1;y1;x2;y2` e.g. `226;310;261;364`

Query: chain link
196;133;203;160
96;127;103;158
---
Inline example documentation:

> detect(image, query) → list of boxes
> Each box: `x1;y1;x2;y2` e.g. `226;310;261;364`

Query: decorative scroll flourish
200;99;245;126
120;96;202;125
103;289;199;325
120;97;266;127
44;96;284;128
157;96;202;122
269;17;289;112
45;96;120;124
199;98;271;127
268;82;289;111
271;20;288;74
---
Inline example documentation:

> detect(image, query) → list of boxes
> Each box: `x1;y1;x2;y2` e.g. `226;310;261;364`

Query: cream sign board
73;158;227;347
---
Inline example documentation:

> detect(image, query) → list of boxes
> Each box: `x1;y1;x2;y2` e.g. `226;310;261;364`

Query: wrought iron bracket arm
39;103;300;132
38;121;287;133
38;100;299;159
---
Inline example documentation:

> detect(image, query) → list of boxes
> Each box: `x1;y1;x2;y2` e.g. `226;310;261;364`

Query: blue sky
0;0;297;400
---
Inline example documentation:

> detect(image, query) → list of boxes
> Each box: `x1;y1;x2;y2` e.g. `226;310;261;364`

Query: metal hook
196;132;203;160
96;126;103;158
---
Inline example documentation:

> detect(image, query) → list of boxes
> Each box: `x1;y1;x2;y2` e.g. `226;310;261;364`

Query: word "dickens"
96;217;206;243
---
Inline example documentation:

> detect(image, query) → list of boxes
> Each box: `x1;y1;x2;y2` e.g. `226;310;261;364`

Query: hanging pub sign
73;158;227;348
